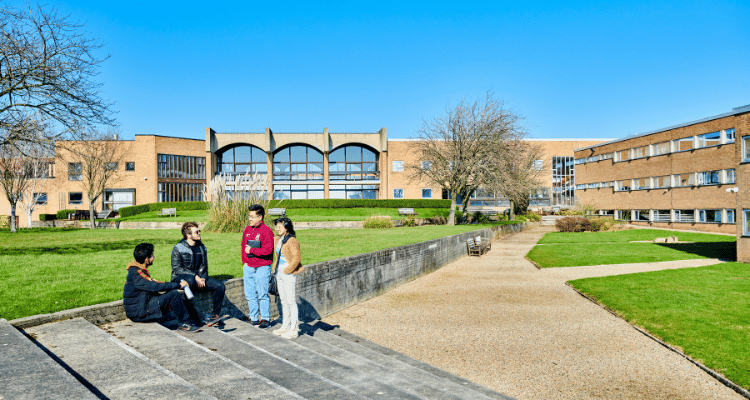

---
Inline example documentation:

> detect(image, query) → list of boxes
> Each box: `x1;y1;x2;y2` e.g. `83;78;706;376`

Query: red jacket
242;221;274;267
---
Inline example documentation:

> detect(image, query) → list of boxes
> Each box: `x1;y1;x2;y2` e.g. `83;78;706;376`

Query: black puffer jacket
170;239;208;282
123;261;180;322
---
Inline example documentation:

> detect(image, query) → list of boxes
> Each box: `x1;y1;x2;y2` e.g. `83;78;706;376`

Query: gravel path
324;226;743;400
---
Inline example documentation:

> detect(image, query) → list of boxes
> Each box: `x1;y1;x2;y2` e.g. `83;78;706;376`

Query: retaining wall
10;222;535;329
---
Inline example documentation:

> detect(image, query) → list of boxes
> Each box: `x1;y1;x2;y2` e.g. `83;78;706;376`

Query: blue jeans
243;265;271;321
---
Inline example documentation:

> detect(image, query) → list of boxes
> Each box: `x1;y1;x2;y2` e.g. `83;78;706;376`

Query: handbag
269;234;295;296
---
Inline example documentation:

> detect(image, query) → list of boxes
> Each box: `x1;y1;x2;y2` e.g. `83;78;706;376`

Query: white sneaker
281;330;298;339
272;327;289;336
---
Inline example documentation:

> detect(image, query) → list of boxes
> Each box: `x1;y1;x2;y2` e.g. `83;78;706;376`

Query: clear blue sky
19;1;750;141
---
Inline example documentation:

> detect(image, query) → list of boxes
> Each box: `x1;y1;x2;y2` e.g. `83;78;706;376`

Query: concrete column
379;127;388;200
323;128;329;199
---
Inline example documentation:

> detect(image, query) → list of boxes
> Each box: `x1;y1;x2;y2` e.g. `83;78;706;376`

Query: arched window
273;145;323;181
216;145;267;175
328;145;378;181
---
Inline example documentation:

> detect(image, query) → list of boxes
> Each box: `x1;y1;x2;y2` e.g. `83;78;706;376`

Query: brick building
573;104;750;261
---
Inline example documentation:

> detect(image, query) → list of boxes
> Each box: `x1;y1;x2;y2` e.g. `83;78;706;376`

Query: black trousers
172;274;226;319
150;290;190;324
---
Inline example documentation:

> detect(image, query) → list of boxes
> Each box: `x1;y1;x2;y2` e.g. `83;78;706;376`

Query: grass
113;208;451;223
527;230;736;268
569;262;750;390
0;223;501;321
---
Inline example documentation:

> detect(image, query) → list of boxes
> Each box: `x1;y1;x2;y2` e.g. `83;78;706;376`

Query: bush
428;215;447;225
118;204;150;218
472;211;489;224
590;217;615;231
56;209;77;219
363;215;394;229
265;199;452;209
524;211;541;222
39;214;56;221
0;216;9;229
117;201;208;218
402;216;417;227
556;216;593;232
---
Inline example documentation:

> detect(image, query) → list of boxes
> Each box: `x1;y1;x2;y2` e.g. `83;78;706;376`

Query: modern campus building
574;104;750;261
0;127;606;224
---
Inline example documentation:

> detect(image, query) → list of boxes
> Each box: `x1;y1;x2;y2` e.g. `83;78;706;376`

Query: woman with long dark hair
271;217;304;339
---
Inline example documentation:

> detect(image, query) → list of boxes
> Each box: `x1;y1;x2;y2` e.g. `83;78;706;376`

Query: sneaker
205;314;229;327
177;323;202;333
259;320;270;329
280;330;298;339
248;319;259;326
272;327;289;336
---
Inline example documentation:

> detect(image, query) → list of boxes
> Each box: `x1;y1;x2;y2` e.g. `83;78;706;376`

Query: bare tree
59;129;127;228
15;142;54;227
0;117;53;232
407;91;528;225
0;3;116;147
486;141;545;219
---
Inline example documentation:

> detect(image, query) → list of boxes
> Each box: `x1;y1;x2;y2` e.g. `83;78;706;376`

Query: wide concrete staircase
1;317;515;400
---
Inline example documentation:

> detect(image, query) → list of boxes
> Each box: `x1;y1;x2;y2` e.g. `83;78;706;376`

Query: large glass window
273;184;324;200
674;173;695;187
653;176;670;188
654;210;671;222
743;136;750;162
422;188;432;199
676;137;694;151
392;161;403;172
697;131;721;148
635;210;650;221
675;210;695;223
698;209;721;223
69;192;83;204
653;142;670;156
633;177;649;190
552;156;575;206
158;183;204;202
698;170;721;185
329;145;378;181
68;163;82;181
744;210;750;235
727;209;735;224
273;145;323;181
216;145;267;175
616;180;631;191
328;184;377;199
157;154;206;180
725;128;735;143
726;169;736;184
393;188;404;199
104;189;135;210
33;192;47;205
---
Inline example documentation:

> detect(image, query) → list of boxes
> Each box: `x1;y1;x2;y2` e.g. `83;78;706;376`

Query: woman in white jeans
271;217;304;339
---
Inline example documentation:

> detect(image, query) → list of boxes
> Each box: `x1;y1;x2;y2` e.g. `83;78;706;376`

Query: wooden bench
268;208;286;217
397;208;417;216
156;207;177;217
475;235;491;254
467;238;482;256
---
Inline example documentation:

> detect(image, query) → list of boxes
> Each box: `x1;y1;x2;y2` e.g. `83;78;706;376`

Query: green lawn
0;223;499;320
527;230;736;268
569;263;750;390
114;208;451;223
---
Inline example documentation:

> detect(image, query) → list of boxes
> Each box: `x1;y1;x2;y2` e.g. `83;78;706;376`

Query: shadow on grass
4;239;176;256
657;242;737;261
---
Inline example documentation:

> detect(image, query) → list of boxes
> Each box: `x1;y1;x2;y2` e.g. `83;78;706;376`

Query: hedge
56;209;77;219
118;199;452;218
39;214;57;221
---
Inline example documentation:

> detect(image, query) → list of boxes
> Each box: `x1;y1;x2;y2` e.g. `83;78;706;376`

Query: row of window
68;162;135;181
613;209;736;224
576;169;736;191
157;154;205;180
575;128;735;164
393;188;433;199
157;182;204;203
270;184;380;200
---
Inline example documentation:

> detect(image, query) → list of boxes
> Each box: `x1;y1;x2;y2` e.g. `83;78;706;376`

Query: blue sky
19;1;750;140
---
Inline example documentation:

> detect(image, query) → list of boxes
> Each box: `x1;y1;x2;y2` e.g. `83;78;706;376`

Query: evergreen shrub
402;216;417;227
56;209;77;219
39;214;56;221
556;216;593;232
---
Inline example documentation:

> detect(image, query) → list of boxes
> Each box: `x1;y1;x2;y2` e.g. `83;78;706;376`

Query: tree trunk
27;212;32;228
509;200;515;221
448;195;456;226
10;203;17;233
89;201;97;229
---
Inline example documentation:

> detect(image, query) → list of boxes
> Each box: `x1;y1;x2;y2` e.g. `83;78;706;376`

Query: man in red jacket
242;204;274;328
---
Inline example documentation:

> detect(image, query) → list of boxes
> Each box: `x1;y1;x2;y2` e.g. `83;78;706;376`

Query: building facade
573;104;750;261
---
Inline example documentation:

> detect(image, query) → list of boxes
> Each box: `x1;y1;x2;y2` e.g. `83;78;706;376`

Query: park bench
156;207;177;217
268;208;286;217
475;235;491;254
467;238;482;256
398;208;417;216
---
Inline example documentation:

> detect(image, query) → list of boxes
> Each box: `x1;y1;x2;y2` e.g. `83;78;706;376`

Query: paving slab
325;226;744;400
24;318;216;400
104;319;303;400
170;318;368;400
221;318;424;400
0;318;98;400
297;321;514;400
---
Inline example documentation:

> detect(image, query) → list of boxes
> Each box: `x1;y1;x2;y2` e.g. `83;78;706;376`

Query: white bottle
183;284;194;300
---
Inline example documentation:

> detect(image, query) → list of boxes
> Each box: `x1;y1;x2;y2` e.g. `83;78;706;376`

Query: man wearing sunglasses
171;221;226;326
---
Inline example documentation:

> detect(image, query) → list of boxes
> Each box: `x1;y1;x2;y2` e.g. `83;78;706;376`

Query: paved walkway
325;226;743;400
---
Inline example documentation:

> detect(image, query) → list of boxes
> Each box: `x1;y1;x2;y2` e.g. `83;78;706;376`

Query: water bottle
183;283;194;300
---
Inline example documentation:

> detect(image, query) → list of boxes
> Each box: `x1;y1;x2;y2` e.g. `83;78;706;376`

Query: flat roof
576;104;750;152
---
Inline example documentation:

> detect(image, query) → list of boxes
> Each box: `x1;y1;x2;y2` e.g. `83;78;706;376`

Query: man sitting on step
123;243;202;333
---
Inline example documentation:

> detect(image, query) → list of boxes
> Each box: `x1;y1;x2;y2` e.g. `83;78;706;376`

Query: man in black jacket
171;222;226;326
123;243;201;332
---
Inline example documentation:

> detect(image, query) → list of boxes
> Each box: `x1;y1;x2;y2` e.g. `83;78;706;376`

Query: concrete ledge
11;222;535;329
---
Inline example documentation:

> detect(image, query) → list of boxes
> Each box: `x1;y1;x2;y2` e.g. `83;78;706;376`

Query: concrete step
24;318;217;400
0;319;98;400
313;321;516;400
220;318;423;399
294;322;500;400
104;320;303;400
170;318;367;400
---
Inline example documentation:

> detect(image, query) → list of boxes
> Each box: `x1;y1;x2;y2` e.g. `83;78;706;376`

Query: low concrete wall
11;222;536;328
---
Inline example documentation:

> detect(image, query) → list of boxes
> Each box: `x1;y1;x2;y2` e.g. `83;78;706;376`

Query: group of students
122;204;304;339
